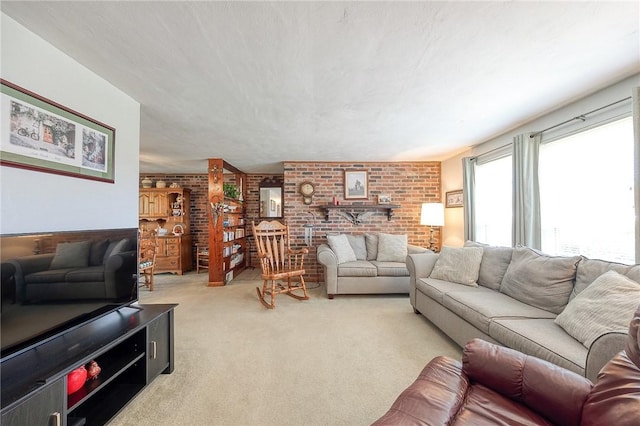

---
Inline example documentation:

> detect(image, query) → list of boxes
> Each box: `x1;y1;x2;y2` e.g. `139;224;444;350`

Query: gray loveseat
317;233;430;299
9;238;137;303
408;242;640;382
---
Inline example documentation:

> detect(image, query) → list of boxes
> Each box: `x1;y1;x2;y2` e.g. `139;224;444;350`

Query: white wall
441;73;640;247
0;14;140;233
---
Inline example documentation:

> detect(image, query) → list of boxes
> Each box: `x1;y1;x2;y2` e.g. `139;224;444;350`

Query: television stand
0;304;176;426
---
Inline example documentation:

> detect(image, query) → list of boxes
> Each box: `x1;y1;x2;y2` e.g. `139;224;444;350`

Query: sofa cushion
416;277;485;305
500;247;580;314
365;233;378;260
430;246;483;287
555;270;640;348
573;257;640;300
89;239;110;266
371;261;409;277
50;240;91;270
65;266;105;283
489;318;586;374
346;234;367;260
443;289;556;335
376;233;408;262
24;269;74;284
337;260;377;277
464;241;513;290
327;234;357;264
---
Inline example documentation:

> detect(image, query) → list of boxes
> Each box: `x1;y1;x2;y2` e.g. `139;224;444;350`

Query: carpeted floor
109;269;461;426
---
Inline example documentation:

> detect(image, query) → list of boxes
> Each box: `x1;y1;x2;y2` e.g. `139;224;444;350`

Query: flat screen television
0;228;139;360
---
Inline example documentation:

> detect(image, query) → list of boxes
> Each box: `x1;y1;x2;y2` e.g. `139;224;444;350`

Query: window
539;117;634;263
474;154;512;246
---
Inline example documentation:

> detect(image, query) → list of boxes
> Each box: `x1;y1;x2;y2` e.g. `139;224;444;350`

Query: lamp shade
420;203;445;226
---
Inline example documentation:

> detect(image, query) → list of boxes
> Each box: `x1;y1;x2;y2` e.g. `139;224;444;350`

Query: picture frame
377;194;391;204
1;79;116;183
344;169;368;199
446;189;464;208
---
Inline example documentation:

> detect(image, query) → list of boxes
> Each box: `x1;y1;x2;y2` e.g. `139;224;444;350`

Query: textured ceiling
2;1;639;173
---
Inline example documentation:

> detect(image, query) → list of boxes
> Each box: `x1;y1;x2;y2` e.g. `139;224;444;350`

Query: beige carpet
109;269;461;426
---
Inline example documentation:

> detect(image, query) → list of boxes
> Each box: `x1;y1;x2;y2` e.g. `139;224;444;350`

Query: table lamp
420;203;445;252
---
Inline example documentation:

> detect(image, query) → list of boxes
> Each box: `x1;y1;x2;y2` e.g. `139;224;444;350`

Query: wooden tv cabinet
0;304;176;426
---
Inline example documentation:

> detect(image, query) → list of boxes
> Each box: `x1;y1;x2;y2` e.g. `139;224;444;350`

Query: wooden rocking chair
252;220;309;309
139;230;158;291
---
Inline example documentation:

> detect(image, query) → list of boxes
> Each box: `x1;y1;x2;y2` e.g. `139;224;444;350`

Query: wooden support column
208;158;225;286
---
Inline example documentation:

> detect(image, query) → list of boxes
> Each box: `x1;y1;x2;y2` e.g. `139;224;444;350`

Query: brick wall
140;162;441;282
139;173;277;270
283;161;441;282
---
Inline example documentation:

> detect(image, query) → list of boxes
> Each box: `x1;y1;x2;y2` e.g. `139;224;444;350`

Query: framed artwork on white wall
0;79;116;183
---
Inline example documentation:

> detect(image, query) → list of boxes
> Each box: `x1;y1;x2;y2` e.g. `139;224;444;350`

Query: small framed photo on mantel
377;194;391;205
446;190;463;208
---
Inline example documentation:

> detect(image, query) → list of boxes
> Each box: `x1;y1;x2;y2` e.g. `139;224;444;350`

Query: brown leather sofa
373;305;640;425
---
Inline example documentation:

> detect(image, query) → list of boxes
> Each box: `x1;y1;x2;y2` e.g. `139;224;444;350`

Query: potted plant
223;183;239;199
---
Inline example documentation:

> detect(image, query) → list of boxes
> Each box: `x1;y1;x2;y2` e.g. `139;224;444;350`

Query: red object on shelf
86;360;101;380
67;366;87;394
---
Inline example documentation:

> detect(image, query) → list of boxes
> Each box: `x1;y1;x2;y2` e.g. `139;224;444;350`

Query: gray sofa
317;233;430;299
408;242;640;382
9;238;137;303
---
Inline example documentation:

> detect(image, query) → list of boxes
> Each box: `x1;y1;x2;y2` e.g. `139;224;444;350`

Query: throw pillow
500;247;581;314
365;233;378;260
464;241;513;290
346;234;367;260
50;240;91;269
555;270;640;348
376;233;408;262
430;246;483;286
326;234;357;264
89;239;110;266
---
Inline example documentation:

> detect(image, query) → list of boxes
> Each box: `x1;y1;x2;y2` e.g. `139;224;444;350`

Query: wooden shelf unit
207;159;247;286
139;188;192;274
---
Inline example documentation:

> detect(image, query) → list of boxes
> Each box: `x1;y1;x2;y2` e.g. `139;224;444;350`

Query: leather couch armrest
372;355;468;425
317;244;338;297
586;331;627;383
462;338;592;426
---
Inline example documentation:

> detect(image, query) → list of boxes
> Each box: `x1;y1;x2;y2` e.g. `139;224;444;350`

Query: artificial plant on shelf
223;183;239;199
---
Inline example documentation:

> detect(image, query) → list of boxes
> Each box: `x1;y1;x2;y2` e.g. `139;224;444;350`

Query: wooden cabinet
139;191;169;218
1;304;176;426
139;188;192;274
154;234;192;275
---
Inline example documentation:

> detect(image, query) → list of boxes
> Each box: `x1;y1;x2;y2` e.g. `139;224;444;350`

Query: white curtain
512;133;541;248
462;157;476;242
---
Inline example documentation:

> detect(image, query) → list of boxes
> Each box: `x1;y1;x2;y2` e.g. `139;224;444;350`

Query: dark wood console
0;304;176;426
